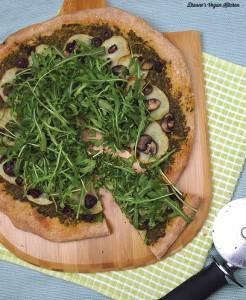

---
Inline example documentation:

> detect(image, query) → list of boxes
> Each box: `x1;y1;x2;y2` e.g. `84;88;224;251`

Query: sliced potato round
35;44;49;54
28;44;49;66
102;36;130;66
145;86;169;120
0;68;21;101
0;163;17;185
138;121;169;164
118;54;148;79
26;194;53;205
64;34;93;48
0;108;13;127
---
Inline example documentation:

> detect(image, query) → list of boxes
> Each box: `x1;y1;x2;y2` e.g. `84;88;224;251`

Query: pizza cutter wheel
160;198;246;300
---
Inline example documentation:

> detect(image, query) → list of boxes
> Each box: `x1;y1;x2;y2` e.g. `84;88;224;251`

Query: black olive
3;85;13;97
15;177;23;185
79;213;95;222
91;37;102;47
166;206;174;213
3;159;16;177
27;188;42;198
14;57;29;68
65;41;76;53
0;155;6;163
137;56;144;62
108;44;118;54
142;84;153;95
102;28;113;40
84;214;93;222
84;194;97;209
62;205;73;215
111;65;123;76
139;221;148;230
154;61;163;73
114;80;126;89
111;65;129;76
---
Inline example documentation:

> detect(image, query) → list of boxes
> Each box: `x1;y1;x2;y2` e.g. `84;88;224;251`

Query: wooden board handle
59;0;107;15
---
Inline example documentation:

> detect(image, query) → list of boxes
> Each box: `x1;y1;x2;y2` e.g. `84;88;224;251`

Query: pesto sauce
146;221;167;245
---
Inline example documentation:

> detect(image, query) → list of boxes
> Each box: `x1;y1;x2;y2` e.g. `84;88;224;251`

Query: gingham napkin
0;53;246;300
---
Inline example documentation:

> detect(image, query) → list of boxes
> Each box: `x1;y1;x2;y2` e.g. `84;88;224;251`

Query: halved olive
161;113;174;133
15;177;23;186
63;205;73;215
84;194;97;209
111;65;128;76
3;85;13;97
65;41;76;53
108;44;118;54
14;57;29;68
3;159;16;177
27;188;42;199
154;61;164;73
91;37;102;47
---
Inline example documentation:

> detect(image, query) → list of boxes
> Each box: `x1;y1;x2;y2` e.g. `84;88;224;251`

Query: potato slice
102;36;130;66
0;68;21;101
26;194;53;205
0;163;17;185
145;86;169;120
28;44;49;66
64;34;93;48
138;121;169;164
118;54;148;79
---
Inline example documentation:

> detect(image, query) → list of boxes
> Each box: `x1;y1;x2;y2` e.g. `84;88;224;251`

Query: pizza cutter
160;198;246;300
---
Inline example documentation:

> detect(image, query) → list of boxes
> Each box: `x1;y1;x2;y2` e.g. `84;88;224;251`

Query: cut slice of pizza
0;7;200;259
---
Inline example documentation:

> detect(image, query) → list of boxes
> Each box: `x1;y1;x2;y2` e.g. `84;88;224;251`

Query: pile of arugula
0;40;193;232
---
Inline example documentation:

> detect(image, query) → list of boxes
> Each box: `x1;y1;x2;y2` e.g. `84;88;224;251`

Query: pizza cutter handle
159;261;228;300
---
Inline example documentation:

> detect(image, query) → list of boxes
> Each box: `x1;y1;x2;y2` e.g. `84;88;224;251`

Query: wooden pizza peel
0;0;212;272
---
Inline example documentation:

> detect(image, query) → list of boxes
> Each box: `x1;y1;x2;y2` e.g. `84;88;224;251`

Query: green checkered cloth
0;53;246;299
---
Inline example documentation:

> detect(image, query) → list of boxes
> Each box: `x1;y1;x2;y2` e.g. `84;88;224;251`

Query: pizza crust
0;183;110;242
149;194;202;259
0;8;196;248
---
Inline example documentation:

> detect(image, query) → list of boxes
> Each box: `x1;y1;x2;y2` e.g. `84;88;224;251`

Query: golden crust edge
149;194;202;259
0;183;110;242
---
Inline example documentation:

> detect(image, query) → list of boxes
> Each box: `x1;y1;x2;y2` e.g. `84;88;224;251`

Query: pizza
0;7;201;259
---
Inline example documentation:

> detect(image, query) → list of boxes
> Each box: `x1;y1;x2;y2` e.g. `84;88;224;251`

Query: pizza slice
0;7;201;259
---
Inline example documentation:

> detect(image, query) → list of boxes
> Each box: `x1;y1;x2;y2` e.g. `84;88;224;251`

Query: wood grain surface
0;0;212;273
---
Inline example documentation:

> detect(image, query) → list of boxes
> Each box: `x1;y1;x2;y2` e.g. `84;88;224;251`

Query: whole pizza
0;7;201;259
